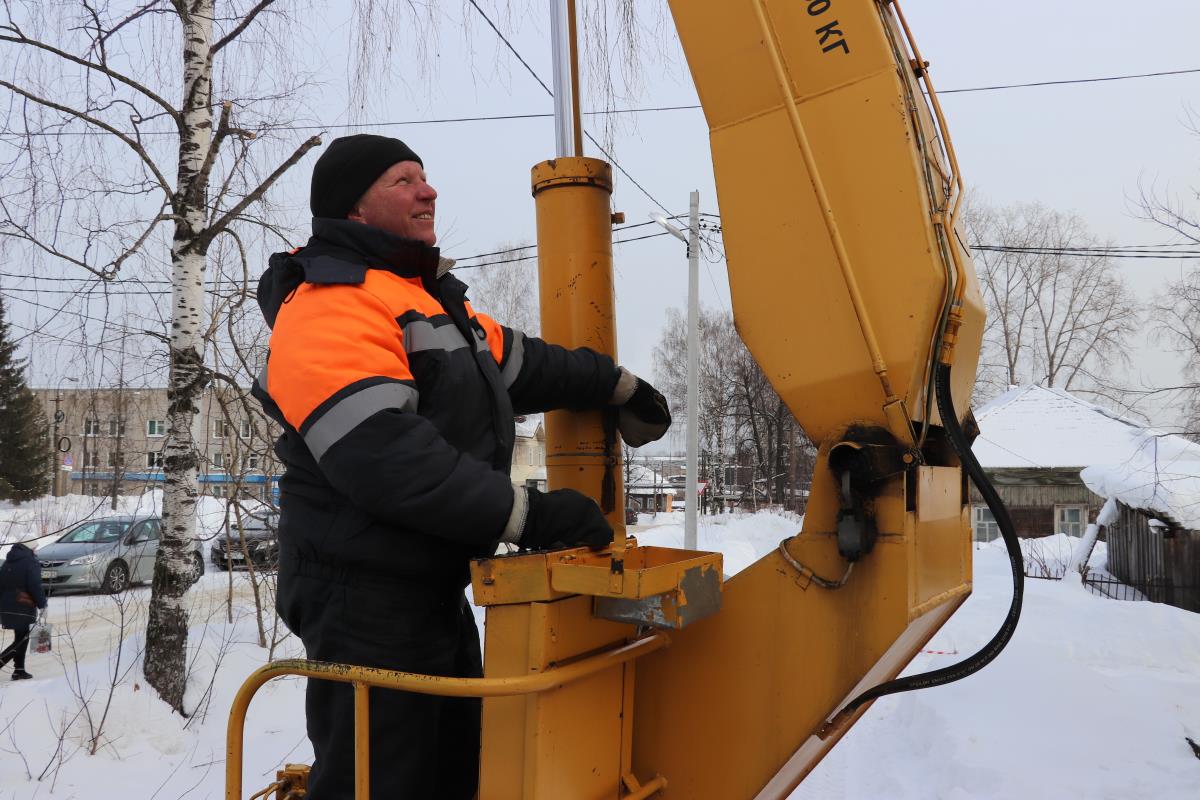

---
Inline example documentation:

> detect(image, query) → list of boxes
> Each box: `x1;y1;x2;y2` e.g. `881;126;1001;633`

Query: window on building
107;451;122;468
85;451;101;468
213;419;231;439
84;418;101;436
84;482;102;496
247;453;260;470
210;484;227;498
147;450;164;469
147;419;166;437
972;505;1000;543
108;416;126;437
212;452;225;469
240;419;252;439
1055;505;1087;537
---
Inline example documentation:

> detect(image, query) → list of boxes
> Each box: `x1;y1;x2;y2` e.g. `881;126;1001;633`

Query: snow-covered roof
1081;443;1200;530
514;414;544;439
973;385;1200;529
972;385;1147;469
626;464;660;486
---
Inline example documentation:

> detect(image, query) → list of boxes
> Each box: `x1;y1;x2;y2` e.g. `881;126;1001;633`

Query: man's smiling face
348;160;438;245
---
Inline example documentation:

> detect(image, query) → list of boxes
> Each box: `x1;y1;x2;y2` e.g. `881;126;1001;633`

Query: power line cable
1;230;679;308
4;66;1197;140
937;66;1200;95
462;0;673;216
0;218;688;289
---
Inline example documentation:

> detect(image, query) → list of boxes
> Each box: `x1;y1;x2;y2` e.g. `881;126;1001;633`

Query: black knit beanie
309;134;423;219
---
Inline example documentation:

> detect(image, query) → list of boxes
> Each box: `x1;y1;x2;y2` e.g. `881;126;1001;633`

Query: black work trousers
0;624;31;671
279;567;483;800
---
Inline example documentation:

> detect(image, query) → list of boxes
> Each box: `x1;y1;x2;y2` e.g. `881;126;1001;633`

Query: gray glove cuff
609;366;638;405
500;485;529;544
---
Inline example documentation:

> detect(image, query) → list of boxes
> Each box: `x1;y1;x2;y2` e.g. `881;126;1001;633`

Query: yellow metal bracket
225;635;667;800
471;542;724;630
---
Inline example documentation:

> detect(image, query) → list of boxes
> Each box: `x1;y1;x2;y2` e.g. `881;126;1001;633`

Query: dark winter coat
253;219;620;590
0;543;47;629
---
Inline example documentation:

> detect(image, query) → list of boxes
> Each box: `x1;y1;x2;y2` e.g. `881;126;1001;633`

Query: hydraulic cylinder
531;156;626;539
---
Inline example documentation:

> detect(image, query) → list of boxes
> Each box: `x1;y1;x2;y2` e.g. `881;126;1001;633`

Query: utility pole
684;191;700;550
649;191;702;549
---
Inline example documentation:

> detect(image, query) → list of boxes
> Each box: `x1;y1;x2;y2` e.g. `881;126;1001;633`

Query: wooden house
1081;435;1200;613
969;385;1148;541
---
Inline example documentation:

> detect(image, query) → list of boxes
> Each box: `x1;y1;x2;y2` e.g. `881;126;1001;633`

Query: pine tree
0;295;50;502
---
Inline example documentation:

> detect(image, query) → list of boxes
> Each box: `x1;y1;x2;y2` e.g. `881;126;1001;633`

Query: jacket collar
256;220;463;328
301;218;442;283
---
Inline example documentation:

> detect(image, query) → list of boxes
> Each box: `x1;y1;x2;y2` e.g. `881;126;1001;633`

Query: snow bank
1;505;1197;799
1005;532;1108;577
632;509;801;576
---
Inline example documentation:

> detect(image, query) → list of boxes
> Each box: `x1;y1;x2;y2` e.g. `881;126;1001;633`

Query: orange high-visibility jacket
253;220;620;586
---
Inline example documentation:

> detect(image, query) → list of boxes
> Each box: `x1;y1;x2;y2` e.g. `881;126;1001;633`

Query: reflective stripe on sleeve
402;319;472;355
304;382;420;462
500;329;525;388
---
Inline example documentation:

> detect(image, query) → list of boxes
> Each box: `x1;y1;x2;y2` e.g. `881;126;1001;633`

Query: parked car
212;513;279;571
37;515;204;594
625;507;639;526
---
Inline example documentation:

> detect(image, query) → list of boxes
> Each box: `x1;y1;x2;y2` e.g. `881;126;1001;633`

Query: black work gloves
610;368;671;447
518;487;614;551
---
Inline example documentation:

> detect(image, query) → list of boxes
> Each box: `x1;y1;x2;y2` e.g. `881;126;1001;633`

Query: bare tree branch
0;79;173;195
0;27;181;124
200;134;320;247
210;0;276;55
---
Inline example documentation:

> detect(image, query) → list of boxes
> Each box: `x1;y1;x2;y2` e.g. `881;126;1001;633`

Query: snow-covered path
38;573;265;668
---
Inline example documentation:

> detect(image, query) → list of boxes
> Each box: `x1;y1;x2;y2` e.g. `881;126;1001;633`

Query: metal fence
1082;569;1200;608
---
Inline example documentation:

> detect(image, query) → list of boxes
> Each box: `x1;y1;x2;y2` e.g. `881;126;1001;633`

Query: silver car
36;515;204;594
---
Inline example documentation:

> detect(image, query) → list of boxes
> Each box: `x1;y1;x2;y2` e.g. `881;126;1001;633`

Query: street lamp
650;192;701;550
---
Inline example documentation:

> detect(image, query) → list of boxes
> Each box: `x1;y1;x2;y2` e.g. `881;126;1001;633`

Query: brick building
33;386;548;500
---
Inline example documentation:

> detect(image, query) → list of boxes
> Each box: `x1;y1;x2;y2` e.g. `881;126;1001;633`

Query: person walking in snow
0;542;48;680
252;134;671;799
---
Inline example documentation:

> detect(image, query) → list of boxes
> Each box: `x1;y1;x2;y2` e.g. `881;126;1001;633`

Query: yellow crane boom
226;2;1004;798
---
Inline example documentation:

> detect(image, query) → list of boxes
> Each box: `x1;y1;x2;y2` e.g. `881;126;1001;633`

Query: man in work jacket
253;134;671;800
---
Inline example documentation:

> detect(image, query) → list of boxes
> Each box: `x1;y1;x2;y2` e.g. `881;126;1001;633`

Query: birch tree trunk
143;0;215;713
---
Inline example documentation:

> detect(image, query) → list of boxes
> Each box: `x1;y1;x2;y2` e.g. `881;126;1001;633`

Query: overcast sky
8;0;1199;429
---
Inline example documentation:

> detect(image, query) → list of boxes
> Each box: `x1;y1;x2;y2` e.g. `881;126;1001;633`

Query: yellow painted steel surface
479;596;639;800
631;450;971;798
472;541;722;605
668;0;983;441
532;157;626;538
613;2;987;796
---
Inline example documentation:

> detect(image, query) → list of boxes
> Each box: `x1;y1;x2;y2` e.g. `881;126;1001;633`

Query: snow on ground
1;502;1198;798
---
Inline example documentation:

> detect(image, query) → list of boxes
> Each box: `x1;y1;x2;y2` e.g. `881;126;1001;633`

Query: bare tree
1136;115;1200;435
653;306;812;512
965;198;1140;402
458;243;540;336
1151;272;1200;436
0;0;320;713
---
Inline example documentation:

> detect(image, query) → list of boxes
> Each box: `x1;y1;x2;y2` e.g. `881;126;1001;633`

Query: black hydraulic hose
818;362;1023;736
